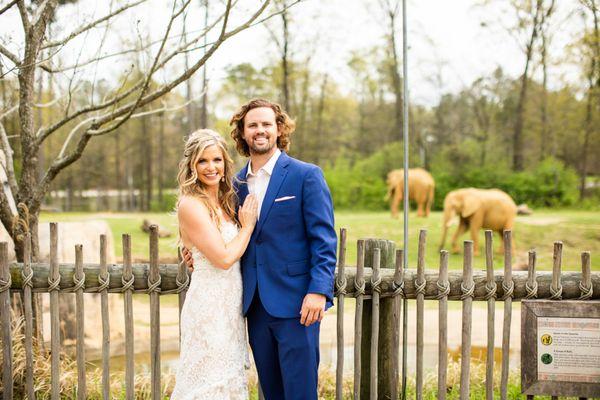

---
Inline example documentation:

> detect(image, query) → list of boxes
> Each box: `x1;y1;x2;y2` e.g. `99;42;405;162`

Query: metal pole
401;0;409;398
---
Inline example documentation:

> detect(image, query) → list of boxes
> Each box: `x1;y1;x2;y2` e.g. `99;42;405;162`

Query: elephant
385;168;435;218
439;188;517;256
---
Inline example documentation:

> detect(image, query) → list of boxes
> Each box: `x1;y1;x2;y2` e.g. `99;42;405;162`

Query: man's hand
300;293;326;327
181;247;194;273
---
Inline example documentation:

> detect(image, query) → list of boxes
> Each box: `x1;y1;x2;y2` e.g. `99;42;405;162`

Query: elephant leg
451;221;467;253
425;186;434;217
391;188;402;219
416;200;425;217
497;230;505;254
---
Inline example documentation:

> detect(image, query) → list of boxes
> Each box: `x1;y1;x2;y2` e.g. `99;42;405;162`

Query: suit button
256;239;262;244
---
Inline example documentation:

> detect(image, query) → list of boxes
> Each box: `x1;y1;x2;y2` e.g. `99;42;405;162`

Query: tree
0;0;293;261
577;0;600;199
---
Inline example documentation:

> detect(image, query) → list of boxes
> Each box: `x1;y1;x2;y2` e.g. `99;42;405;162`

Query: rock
517;203;533;215
141;219;172;238
37;220;116;263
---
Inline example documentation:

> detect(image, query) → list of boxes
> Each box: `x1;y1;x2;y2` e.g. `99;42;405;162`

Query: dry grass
2;315;564;399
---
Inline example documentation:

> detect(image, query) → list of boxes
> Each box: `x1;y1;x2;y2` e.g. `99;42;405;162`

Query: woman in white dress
171;129;258;400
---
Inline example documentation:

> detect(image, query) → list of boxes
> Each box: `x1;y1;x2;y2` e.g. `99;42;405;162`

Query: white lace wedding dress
171;221;248;400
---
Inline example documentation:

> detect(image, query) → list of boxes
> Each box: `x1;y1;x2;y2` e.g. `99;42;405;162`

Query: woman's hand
239;195;258;229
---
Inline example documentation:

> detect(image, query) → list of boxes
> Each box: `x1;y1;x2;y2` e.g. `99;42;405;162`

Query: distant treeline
3;5;597;212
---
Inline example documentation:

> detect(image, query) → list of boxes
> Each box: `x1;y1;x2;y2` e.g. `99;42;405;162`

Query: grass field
40;209;600;271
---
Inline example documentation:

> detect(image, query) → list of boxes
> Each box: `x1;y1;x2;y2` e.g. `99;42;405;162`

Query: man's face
242;107;281;156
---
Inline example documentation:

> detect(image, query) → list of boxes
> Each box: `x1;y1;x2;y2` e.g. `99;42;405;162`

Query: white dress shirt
246;149;281;219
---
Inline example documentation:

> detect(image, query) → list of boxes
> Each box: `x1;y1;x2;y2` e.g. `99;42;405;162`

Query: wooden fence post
360;238;396;400
0;242;12;400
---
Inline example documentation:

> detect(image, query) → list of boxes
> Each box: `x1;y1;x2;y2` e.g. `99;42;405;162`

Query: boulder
37;220;116;263
141;219;172;238
516;203;533;216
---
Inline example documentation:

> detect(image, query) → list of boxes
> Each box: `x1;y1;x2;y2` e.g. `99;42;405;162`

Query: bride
171;129;258;399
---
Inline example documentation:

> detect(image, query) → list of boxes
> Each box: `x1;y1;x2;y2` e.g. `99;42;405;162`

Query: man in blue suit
230;98;337;400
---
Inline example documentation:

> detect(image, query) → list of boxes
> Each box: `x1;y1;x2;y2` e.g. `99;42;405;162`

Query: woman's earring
221;176;225;182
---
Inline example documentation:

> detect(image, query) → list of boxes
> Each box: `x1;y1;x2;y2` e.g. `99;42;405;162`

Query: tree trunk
158;112;165;204
388;8;403;143
512;0;543;171
579;0;599;200
281;1;291;113
115;134;123;211
540;33;550;160
315;74;328;165
199;0;209;128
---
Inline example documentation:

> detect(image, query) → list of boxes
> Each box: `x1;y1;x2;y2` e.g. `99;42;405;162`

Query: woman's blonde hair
177;129;238;226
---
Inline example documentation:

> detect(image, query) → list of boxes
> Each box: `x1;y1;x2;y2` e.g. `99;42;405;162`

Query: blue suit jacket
235;152;337;318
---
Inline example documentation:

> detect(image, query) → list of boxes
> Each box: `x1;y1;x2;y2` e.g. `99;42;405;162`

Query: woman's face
195;144;225;188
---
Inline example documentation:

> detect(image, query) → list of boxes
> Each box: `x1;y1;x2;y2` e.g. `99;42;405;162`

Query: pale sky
0;0;585;109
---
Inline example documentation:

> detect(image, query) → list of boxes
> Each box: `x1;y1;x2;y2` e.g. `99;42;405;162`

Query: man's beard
249;138;276;155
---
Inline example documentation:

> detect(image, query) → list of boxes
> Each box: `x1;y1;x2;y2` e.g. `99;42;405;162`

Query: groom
230;98;337;400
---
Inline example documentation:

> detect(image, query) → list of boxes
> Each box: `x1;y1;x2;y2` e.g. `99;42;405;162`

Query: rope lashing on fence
0;274;11;293
68;271;86;292
21;269;33;288
391;280;405;298
335;274;348;296
121;274;135;292
415;278;426;296
579;281;593;300
47;274;60;292
483;281;497;300
549;283;563;300
460;281;475;300
354;275;366;297
435;280;450;300
97;272;110;292
371;273;382;294
173;271;190;294
147;274;162;294
525;280;538;299
500;280;514;300
160;271;189;295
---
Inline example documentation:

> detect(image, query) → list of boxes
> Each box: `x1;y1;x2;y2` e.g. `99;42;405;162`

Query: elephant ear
461;192;482;218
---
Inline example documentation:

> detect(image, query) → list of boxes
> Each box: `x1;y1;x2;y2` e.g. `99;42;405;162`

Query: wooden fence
0;223;598;399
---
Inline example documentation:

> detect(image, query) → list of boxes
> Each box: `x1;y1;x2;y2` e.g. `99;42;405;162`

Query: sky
0;0;585;109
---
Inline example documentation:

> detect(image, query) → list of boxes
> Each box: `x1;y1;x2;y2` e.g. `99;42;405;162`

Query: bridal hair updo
177;129;238;226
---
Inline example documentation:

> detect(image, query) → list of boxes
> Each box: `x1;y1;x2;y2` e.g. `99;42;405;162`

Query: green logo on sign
541;353;553;365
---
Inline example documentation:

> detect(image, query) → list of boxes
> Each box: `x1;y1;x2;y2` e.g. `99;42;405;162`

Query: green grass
40;209;600;271
335;209;600;271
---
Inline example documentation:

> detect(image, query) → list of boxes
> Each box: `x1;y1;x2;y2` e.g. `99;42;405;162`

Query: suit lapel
234;166;250;221
256;153;289;235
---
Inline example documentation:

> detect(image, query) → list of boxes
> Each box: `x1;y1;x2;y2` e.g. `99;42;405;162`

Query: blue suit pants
247;293;320;400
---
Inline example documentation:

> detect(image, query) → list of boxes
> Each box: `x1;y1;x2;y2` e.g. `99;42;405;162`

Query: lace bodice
189;220;239;274
171;220;248;400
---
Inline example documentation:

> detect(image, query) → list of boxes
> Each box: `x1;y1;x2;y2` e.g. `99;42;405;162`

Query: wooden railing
0;223;598;399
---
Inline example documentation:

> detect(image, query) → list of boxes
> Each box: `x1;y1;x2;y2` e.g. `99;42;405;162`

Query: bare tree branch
42;0;148;49
0;0;18;17
0;43;21;66
59;91;204;158
85;0;191;136
32;0;271;209
17;0;30;33
35;1;231;142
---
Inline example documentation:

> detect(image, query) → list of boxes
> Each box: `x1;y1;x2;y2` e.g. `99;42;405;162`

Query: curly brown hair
229;98;296;157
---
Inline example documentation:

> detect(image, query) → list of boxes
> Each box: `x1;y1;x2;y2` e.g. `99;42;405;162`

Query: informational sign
536;317;600;383
521;300;600;397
